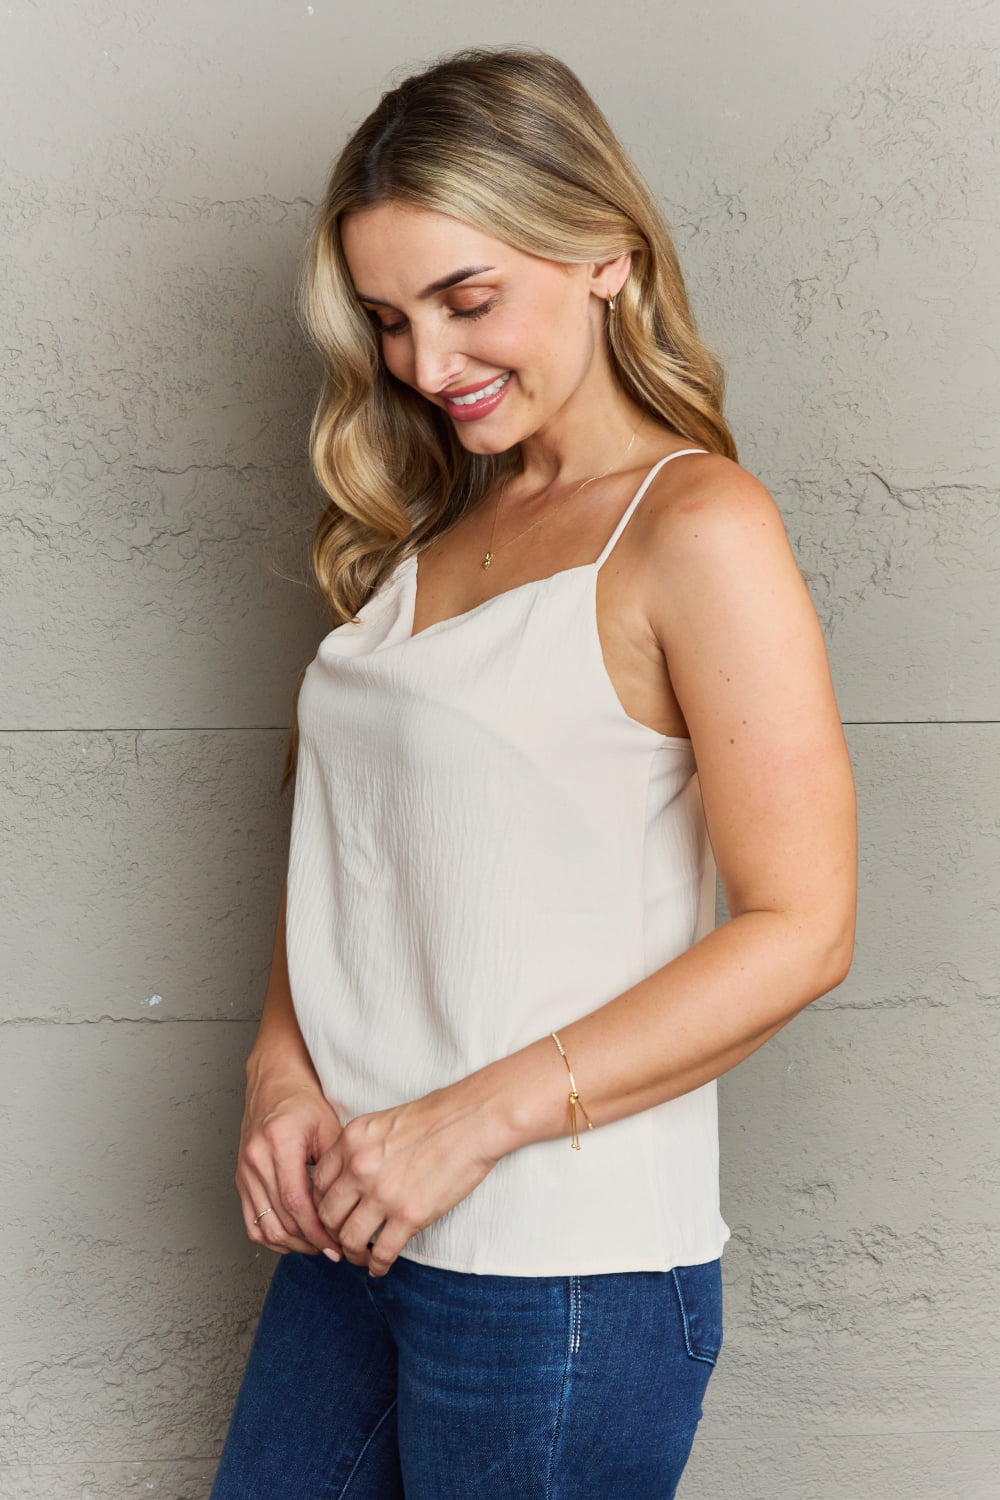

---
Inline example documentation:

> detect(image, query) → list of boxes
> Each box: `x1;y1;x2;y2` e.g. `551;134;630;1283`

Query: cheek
495;308;566;380
517;313;592;398
377;337;419;390
517;290;592;370
379;338;413;385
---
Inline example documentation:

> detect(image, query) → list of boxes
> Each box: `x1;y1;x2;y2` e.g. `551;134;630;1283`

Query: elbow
767;905;855;1001
736;902;857;1005
816;915;856;994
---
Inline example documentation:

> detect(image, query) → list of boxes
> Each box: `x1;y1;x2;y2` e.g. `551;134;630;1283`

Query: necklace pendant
482;551;493;569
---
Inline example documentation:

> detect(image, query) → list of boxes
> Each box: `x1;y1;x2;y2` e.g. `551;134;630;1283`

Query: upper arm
647;458;857;971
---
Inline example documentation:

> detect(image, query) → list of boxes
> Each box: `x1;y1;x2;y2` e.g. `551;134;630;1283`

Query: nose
410;318;466;396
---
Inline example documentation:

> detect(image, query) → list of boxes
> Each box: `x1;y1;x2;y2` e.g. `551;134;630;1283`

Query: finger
236;1168;273;1243
238;1168;309;1252
249;1202;323;1257
366;1219;413;1278
314;1179;364;1244
336;1204;392;1267
273;1153;341;1254
251;1117;337;1249
237;1142;301;1240
314;1113;344;1159
260;1229;325;1256
310;1139;345;1200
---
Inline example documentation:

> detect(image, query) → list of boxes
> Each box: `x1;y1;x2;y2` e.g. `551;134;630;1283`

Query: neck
514;354;647;493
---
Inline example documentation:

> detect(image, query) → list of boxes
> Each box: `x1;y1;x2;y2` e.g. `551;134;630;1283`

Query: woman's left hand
310;1088;505;1276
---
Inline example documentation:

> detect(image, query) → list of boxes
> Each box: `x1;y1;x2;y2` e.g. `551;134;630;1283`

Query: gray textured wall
2;2;998;1496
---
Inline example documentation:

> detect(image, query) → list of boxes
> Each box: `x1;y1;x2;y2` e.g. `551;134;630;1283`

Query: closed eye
451;300;496;323
369;299;498;338
372;316;407;337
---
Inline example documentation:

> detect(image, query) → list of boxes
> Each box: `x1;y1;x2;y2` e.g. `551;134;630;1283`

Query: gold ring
253;1206;274;1226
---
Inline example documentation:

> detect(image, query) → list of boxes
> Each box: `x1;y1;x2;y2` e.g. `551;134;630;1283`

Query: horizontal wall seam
0;1015;260;1027
0;726;288;734
0;720;997;734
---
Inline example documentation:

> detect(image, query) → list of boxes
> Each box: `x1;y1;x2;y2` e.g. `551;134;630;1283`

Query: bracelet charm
550;1031;595;1149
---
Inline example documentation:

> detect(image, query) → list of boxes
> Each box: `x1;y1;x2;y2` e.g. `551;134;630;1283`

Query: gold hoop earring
606;292;616;314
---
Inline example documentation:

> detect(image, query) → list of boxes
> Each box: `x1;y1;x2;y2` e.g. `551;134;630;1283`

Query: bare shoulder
633;452;807;635
631;450;856;957
644;452;789;560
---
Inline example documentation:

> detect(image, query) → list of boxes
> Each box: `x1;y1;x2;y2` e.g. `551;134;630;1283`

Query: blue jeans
211;1250;723;1498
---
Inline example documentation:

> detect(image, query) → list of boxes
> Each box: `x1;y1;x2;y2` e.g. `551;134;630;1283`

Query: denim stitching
337;1399;398;1497
544;1279;578;1500
671;1266;716;1366
570;1275;582;1355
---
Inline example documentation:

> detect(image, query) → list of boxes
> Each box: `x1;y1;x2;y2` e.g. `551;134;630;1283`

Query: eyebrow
356;265;496;306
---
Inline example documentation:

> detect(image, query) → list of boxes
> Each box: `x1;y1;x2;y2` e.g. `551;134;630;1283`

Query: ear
589;250;632;302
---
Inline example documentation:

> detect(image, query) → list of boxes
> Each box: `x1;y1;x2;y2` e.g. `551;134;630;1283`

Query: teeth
448;372;510;406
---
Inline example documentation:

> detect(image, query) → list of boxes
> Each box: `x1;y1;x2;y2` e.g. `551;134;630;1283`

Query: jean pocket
671;1259;724;1366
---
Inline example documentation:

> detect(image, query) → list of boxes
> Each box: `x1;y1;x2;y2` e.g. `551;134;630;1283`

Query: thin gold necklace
480;416;645;570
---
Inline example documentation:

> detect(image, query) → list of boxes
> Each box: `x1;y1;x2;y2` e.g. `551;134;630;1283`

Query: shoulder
628;451;856;966
631;452;808;639
644;451;786;553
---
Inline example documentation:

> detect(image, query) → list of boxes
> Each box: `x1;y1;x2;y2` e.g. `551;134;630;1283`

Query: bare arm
236;880;343;1256
245;881;319;1084
470;459;858;1142
312;462;858;1273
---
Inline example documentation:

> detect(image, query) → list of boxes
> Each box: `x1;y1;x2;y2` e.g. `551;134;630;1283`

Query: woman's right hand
236;1069;345;1257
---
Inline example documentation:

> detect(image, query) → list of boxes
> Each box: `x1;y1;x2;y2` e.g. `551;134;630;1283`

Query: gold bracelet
550;1031;595;1150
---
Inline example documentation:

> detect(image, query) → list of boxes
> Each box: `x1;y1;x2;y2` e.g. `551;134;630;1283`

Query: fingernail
323;1248;341;1262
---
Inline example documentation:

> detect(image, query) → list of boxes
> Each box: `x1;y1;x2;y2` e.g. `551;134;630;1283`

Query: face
340;201;623;453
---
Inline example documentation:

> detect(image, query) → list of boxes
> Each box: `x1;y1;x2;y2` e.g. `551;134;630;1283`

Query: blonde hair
285;46;738;783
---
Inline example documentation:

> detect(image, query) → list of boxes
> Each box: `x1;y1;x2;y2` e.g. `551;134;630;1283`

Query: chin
445;410;520;453
454;427;518;456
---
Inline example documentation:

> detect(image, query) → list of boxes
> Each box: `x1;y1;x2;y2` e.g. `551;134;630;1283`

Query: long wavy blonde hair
285;46;737;784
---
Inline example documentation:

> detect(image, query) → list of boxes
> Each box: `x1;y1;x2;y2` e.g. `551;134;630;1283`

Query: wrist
451;1039;568;1159
247;981;317;1078
416;1070;517;1165
246;1034;321;1093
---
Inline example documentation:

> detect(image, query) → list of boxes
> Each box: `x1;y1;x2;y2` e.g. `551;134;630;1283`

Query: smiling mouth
443;372;512;407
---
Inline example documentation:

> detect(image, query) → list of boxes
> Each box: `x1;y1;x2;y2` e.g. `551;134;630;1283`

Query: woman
212;46;857;1499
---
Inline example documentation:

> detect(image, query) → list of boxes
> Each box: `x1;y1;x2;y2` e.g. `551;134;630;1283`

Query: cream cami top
286;449;731;1274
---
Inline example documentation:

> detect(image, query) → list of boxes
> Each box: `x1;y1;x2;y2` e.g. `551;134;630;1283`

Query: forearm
246;880;323;1091
453;910;853;1155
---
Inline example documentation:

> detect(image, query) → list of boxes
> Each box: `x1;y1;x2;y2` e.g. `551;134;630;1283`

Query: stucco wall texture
2;1;997;1495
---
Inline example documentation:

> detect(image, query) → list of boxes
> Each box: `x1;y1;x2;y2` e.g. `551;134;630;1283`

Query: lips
442;371;512;422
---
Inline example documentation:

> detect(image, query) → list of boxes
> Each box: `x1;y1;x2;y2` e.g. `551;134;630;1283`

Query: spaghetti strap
594;448;709;569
